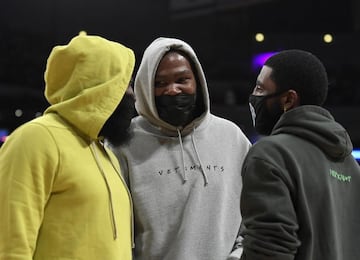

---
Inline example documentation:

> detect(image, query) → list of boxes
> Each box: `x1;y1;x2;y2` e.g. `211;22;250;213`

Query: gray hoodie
113;37;251;260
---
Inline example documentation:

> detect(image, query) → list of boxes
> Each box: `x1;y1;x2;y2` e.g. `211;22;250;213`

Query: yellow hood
44;33;135;140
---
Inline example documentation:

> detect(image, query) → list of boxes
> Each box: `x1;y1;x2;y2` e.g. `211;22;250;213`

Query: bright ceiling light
323;34;333;43
255;33;265;42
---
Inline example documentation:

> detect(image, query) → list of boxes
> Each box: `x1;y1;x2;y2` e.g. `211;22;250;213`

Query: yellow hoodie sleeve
0;122;59;258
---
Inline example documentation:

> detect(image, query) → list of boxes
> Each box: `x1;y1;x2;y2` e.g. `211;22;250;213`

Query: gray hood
134;37;210;135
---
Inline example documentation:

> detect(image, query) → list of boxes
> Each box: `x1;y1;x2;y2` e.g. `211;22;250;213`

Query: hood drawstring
191;127;209;186
90;141;118;240
103;143;135;248
176;128;209;186
177;129;187;183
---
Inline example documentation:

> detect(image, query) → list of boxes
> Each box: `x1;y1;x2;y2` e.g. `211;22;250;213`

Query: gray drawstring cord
191;128;209;186
177;128;187;183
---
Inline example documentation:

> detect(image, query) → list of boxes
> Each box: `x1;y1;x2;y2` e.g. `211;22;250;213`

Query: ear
282;89;299;112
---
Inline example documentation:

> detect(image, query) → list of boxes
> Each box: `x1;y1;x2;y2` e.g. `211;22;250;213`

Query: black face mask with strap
249;91;285;136
155;93;196;127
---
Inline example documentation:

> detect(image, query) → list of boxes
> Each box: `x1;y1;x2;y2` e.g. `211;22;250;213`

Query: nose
164;84;182;96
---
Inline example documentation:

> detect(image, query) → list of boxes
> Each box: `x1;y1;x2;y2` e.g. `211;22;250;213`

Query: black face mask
249;91;285;136
155;93;196;127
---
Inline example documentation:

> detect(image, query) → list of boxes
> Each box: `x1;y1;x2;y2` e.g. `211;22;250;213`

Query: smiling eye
177;77;187;83
155;80;167;88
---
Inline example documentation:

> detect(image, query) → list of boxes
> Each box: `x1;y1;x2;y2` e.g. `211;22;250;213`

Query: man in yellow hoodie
0;33;135;259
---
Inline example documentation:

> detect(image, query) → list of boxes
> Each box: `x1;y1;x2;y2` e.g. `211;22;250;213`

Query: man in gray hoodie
112;37;251;260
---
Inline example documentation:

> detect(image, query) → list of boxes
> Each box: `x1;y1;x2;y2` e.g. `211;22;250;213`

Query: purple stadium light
0;129;8;143
251;52;278;71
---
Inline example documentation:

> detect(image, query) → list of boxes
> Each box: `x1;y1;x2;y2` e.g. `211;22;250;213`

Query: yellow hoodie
0;33;135;259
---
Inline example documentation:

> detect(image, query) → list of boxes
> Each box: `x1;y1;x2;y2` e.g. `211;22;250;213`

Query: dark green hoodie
240;105;360;260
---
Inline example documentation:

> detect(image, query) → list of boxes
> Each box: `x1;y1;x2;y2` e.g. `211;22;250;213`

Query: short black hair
265;49;328;106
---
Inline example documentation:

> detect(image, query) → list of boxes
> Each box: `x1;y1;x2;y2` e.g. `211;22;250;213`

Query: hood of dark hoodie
134;37;210;136
271;105;353;160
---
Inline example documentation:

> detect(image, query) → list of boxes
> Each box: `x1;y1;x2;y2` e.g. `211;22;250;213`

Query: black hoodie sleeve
240;156;301;260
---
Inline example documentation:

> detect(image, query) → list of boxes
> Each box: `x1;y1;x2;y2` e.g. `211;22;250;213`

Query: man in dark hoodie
240;49;360;260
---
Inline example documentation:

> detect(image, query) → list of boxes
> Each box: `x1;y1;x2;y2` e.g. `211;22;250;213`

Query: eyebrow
155;69;193;79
